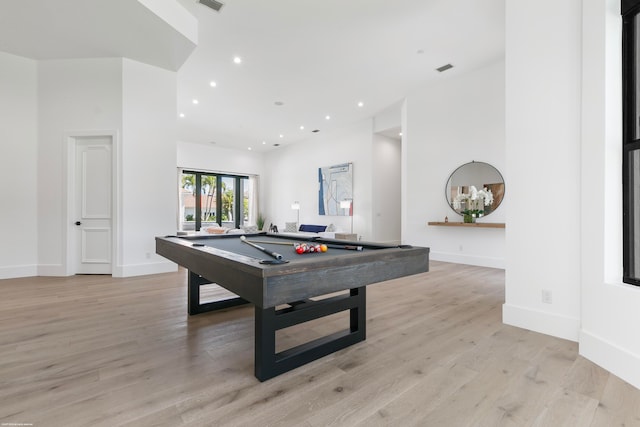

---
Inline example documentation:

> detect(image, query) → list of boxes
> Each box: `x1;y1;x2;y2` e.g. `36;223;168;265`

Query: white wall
0;52;38;278
580;0;640;390
119;58;178;276
372;134;401;244
177;141;265;176
503;0;583;342
37;58;123;276
404;61;506;268
263;120;374;239
373;101;402;133
36;58;178;278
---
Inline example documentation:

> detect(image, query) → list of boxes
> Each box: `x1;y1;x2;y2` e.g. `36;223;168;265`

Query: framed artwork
318;163;353;216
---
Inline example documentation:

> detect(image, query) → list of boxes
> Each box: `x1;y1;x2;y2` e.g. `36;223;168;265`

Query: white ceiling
174;0;504;151
0;0;196;71
0;0;504;152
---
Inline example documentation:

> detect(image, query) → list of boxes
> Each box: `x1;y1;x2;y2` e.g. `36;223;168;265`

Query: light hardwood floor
1;261;639;427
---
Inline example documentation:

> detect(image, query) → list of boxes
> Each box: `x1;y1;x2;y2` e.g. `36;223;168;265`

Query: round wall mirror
445;161;505;217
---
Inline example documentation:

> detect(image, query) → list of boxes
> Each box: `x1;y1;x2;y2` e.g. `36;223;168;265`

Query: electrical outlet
541;289;553;304
145;252;151;259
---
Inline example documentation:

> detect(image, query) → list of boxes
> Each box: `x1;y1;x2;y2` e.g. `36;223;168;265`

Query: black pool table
156;233;429;381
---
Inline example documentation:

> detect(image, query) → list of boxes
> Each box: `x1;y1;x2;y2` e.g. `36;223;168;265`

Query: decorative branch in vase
453;186;494;223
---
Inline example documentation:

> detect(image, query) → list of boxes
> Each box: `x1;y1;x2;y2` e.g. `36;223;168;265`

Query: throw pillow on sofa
284;222;298;232
241;225;259;234
299;224;327;233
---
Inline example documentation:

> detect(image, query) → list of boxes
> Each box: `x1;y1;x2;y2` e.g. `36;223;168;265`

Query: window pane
180;173;196;231
635;14;640;139
221;177;235;228
201;175;217;229
628;149;640;281
242;177;249;224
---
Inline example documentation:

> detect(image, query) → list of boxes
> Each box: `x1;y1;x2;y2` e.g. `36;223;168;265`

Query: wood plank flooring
0;261;639;426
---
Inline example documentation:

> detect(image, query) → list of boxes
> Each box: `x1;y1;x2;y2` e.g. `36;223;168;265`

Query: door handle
75;221;82;226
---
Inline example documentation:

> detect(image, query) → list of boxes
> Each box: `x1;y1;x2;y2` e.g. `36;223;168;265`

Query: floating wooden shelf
427;221;505;229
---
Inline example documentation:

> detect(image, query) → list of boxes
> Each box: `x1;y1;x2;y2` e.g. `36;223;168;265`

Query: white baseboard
0;264;38;280
113;260;177;278
10;261;178;278
502;303;580;342
430;251;505;269
580;329;640;390
37;264;70;277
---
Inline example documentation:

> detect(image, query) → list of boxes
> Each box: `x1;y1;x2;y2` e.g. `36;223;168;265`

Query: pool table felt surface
182;234;372;264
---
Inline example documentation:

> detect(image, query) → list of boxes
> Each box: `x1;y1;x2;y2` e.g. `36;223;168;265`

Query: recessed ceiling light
247;147;252;151
399;132;403;136
279;134;284;138
299;125;305;130
325;115;331;120
233;56;242;64
357;101;364;107
179;113;185;118
192;99;199;104
262;141;266;145
210;81;217;87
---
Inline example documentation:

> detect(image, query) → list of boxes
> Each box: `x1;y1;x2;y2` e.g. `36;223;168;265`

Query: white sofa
277;223;342;239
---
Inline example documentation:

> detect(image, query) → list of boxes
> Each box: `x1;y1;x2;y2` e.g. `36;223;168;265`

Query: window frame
622;0;640;286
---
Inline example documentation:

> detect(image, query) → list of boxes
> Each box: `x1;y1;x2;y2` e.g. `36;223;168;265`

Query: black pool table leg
254;286;367;382
254;306;277;381
350;287;366;336
187;270;248;315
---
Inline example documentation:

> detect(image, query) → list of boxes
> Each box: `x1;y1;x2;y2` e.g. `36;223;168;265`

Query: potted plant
256;212;266;231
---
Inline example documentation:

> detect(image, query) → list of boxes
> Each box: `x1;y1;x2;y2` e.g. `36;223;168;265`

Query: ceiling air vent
198;0;224;12
436;63;454;73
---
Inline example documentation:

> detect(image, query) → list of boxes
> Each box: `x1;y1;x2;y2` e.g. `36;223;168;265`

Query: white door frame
63;130;120;276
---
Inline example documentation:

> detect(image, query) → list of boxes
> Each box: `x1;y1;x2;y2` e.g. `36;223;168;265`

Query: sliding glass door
179;170;251;231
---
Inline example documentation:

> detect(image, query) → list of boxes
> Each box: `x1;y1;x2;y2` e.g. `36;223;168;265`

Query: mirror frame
445;161;505;217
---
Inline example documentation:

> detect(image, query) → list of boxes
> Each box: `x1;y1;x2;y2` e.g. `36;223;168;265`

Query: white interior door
74;137;112;274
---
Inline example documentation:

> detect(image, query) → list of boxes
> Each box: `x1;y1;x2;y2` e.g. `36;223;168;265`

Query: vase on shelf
463;213;475;223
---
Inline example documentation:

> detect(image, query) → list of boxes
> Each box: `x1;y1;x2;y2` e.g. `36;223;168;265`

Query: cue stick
245;239;297;246
240;235;284;260
247;239;362;251
325;243;363;251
